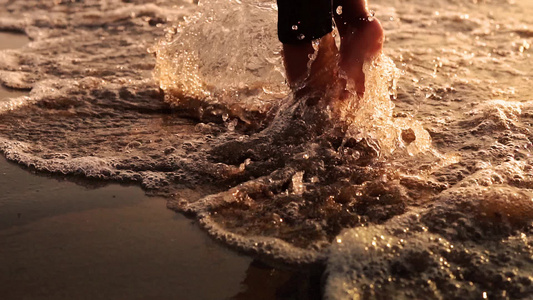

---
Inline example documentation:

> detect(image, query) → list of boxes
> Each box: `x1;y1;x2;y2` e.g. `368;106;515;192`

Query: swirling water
0;0;532;299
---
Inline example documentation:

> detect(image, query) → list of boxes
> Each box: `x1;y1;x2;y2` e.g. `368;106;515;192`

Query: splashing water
152;0;287;124
151;0;452;270
153;0;431;157
0;0;532;299
337;55;432;157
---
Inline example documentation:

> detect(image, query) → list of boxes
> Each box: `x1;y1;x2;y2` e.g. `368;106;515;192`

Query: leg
333;0;384;96
281;33;338;94
277;0;338;99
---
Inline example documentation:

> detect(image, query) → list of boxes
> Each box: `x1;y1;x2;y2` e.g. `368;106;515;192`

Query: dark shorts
276;0;334;44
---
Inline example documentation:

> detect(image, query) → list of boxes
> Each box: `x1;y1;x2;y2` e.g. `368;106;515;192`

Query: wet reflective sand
0;32;28;50
0;156;323;299
0;157;252;299
0;29;309;300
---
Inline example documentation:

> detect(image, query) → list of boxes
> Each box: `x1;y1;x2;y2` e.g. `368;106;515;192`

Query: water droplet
291;25;298;30
311;39;320;50
297;34;305;40
336;6;343;15
368;10;375;21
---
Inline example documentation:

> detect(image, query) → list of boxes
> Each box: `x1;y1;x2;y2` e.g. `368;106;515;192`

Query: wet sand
0;32;28;50
0;156;253;299
0;86;26;103
0;32;307;300
0;156;316;300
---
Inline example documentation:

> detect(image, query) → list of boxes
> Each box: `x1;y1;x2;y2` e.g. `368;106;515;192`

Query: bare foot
337;17;384;97
281;15;384;103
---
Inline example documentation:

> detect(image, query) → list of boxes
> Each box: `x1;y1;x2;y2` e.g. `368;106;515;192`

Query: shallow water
0;32;29;103
0;32;29;50
0;85;27;104
0;0;532;299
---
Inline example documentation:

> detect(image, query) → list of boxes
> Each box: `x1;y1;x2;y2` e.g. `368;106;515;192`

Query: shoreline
0;155;253;299
0;30;320;299
0;154;319;300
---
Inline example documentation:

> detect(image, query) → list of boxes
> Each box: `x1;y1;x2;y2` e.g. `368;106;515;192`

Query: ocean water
0;0;532;299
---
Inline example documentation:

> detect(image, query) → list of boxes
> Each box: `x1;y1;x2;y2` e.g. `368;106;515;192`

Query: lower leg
333;0;384;96
282;33;338;96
